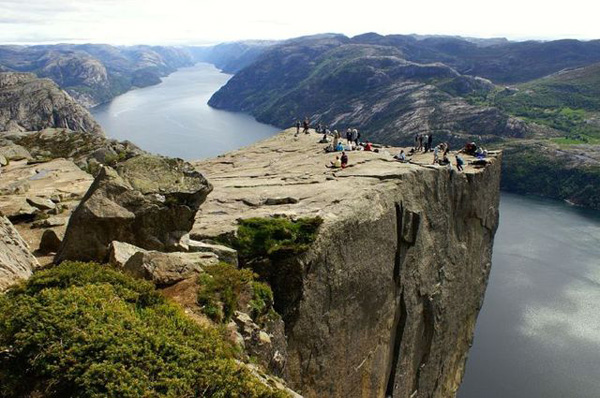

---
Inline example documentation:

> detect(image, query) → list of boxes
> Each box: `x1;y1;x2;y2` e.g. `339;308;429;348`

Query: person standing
295;120;301;136
427;133;433;152
303;118;310;134
418;134;424;151
455;155;465;171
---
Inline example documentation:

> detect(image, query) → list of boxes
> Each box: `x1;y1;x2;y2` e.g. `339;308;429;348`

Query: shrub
0;262;287;398
197;263;276;325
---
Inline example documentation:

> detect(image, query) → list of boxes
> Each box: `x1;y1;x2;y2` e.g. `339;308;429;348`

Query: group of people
296;118;484;172
414;133;434;152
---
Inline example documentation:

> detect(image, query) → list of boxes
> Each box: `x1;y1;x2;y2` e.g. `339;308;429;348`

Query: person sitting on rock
319;133;329;143
394;149;407;162
455;154;465;171
335;141;344;152
341;151;348;168
328;156;342;168
439;153;451;165
364;141;373;151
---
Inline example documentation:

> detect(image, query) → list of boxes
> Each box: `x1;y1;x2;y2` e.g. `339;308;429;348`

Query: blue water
90;63;600;398
91;63;279;160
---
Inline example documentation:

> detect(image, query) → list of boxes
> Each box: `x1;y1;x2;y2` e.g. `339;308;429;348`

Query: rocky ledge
192;129;501;398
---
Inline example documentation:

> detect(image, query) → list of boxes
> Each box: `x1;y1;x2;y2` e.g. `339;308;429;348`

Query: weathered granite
0;216;39;291
0;72;102;134
56;155;213;263
192;129;501;398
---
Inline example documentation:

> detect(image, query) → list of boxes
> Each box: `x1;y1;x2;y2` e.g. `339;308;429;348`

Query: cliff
192;129;501;397
0;73;103;134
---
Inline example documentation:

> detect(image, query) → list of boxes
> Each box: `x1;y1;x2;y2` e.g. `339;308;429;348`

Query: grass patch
0;262;287;398
232;216;323;261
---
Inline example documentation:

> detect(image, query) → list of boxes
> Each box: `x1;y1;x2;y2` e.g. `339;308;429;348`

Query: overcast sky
1;0;598;45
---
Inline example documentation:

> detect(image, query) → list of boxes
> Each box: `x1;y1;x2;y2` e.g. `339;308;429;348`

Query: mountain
351;33;600;83
0;72;102;134
0;44;194;107
189;40;278;74
209;36;536;146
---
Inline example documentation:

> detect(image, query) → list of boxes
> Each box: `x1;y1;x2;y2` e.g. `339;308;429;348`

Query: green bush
232;217;323;260
249;282;275;322
197;263;254;323
197;263;276;325
0;262;287;398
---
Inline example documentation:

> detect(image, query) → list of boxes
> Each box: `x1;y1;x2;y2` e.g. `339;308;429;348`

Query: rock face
56;155;212;263
0;73;103;134
192;130;501;398
0;216;39;291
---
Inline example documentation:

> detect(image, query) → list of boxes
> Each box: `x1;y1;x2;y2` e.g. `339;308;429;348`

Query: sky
0;0;598;45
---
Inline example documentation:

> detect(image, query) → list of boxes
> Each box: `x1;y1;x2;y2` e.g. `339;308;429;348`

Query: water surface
459;193;600;398
91;63;279;160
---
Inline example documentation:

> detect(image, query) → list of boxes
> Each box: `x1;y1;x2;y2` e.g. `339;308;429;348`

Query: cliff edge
192;129;501;398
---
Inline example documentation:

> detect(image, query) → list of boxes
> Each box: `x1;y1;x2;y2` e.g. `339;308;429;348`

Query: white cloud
0;0;598;44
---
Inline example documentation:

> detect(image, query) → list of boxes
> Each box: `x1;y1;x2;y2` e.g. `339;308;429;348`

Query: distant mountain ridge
0;44;195;107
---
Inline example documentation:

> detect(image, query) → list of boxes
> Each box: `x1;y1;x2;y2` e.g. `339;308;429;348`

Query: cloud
0;0;598;44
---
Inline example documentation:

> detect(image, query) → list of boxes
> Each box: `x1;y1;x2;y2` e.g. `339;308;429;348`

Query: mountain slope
209;38;534;145
0;72;103;134
0;45;194;107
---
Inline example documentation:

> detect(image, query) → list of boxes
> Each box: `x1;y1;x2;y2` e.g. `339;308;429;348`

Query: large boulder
56;155;212;263
0;216;39;291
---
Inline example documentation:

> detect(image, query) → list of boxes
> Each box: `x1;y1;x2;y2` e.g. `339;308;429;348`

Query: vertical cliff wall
192;130;501;398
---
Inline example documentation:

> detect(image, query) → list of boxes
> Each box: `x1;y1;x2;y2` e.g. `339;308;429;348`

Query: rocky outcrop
0;73;103;134
192;130;501;398
3;128;145;173
0;216;39;291
56;155;212;263
124;250;219;286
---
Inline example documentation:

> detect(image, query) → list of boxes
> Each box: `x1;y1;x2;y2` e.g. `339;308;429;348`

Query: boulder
0;154;7;166
187;240;238;266
31;216;67;228
123;250;218;286
0;216;39;291
38;229;62;254
0;144;32;161
26;196;56;211
107;241;147;268
56;155;212;263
